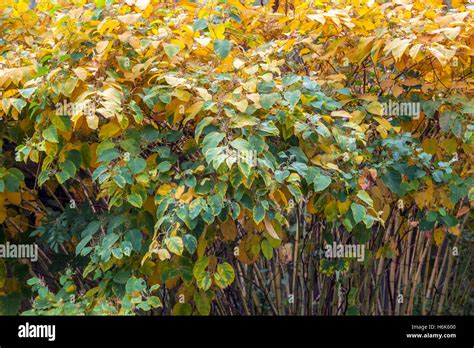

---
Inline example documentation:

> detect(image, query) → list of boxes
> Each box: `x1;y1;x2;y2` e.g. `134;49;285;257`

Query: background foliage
0;0;472;315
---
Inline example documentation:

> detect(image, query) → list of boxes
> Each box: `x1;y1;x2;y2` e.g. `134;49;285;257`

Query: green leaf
261;239;273;260
422;100;440;118
42;126;59;143
194;291;210;315
215;262;235;288
288;184;303;202
196;271;212;291
127;193;143;208
439;111;456;133
128;157;147;174
148;296;162;309
183;234;197;254
125;229;142;252
253;202;265;224
164;44;181;58
55;171;69;184
5;168;24;192
313;173;331;192
164;236;184;255
116;56;131;71
283;90;301;106
193;18;208;31
208;194;223;216
157;161;172;173
202;131;225;150
11;99;26;113
229;138;252;152
60;160;76;177
120;138;141;156
260;93;280;110
126;277;146;293
0;293;21;315
18;87;37;99
357;190;373;207
213;39;231;59
52;114;72;132
275;169;290;183
193;258;211;291
231;201;241;220
193;256;209;278
282;74;301;87
259;121;279;135
113;174;126;188
172;303;192;315
195;117;213;142
81;221;101;239
230;166;243;188
129;100;144;123
76;235;93;256
102;233;119;249
351;202;366;224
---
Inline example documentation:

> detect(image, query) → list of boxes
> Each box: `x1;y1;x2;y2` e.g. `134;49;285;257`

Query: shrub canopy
0;0;472;315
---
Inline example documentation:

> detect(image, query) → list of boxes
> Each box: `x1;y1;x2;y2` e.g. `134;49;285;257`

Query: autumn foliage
0;0;472;315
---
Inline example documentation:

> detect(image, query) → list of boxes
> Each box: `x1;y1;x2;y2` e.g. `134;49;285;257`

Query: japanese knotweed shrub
0;0;472;315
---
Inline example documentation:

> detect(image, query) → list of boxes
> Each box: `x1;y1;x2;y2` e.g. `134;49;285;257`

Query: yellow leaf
195;37;211;47
157;184;173;196
374;117;392;131
175;186;185;199
86;114;99;130
367;102;383;116
97;19;120;35
0;206;6;224
331;110;352;119
118;13;142;25
183;101;203;124
63;77;78;97
99;122;121;139
164;236;184;256
73;67;88;81
230;99;248;113
385;38;411;62
409;43;423;60
264;217;281;240
195;87;212;101
213;23;226;40
222;219;237;241
135;0;150;11
233;58;245;69
428;45;456;66
6;192;21;205
173;89;191;102
337;199;351;214
422;138;437;155
351;110;366;124
448;226;460;236
165;75;186;87
96;40;110;54
434;228;445;247
157;248;171;261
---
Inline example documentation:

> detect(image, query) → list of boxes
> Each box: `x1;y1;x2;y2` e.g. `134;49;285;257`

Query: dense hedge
0;0;472;315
